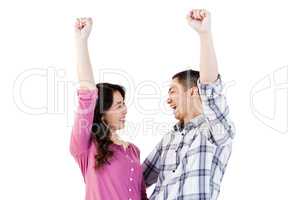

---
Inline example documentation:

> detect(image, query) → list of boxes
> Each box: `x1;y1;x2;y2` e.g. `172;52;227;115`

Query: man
143;9;235;200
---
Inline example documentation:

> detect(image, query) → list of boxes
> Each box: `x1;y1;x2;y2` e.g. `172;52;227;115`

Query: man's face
167;78;189;122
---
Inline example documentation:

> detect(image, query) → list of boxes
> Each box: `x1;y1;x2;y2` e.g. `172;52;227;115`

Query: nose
122;105;128;115
167;96;172;104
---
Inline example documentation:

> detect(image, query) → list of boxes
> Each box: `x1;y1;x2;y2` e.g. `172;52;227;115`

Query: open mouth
170;105;177;113
120;117;126;122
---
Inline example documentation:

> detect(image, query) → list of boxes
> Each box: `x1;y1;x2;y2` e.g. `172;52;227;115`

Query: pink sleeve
69;88;98;170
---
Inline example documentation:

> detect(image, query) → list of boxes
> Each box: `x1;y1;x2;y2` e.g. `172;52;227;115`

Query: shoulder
161;129;177;144
129;142;140;156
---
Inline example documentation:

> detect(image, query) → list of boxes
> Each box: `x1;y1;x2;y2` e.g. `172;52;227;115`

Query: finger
85;18;91;26
189;10;194;19
80;17;85;25
83;17;89;25
202;9;210;18
199;9;207;18
80;18;87;28
75;22;81;29
75;19;80;27
197;10;204;20
75;18;80;26
191;10;198;19
192;10;199;20
74;20;81;31
78;18;83;27
186;14;192;22
82;17;90;25
81;18;87;23
190;10;194;19
195;10;200;19
88;17;93;25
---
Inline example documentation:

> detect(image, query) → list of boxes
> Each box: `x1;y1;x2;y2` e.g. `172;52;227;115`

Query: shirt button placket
128;152;134;200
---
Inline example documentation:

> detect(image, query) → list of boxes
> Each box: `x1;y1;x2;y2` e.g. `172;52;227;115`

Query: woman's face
103;91;127;131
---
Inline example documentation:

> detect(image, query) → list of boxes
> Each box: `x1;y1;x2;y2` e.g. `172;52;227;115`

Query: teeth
171;106;176;114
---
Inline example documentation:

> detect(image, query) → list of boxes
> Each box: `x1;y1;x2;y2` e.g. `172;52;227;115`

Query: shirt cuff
197;74;223;97
77;88;98;100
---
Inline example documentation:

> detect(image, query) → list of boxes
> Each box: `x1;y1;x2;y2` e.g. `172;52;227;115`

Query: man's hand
74;17;93;41
186;9;211;35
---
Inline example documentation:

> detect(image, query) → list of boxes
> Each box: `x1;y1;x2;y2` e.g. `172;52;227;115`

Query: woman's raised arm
74;17;96;90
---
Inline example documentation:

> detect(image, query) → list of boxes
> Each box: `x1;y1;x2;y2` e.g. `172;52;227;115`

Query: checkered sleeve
142;139;163;187
197;74;235;146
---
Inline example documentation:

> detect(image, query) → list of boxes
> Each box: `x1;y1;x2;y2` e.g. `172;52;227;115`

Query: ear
191;87;199;96
101;115;109;127
101;114;107;123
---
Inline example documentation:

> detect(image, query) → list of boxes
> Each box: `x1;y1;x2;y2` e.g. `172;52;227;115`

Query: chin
174;113;181;121
111;123;125;131
118;122;126;130
120;125;125;129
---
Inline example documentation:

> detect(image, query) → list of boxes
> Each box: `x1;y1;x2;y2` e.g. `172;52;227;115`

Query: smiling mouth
170;105;177;111
120;118;126;122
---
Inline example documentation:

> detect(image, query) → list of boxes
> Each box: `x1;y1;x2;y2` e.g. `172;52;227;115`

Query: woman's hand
74;17;93;42
186;9;211;35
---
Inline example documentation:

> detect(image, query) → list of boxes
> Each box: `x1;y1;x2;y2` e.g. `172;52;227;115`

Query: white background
0;0;299;199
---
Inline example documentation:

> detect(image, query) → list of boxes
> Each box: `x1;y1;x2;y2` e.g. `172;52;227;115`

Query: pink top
70;88;147;200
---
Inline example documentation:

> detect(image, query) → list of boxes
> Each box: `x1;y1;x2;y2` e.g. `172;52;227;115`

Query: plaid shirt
142;74;235;200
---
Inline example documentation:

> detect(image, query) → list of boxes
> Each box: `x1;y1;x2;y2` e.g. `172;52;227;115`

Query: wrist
198;32;212;39
75;38;88;45
198;31;212;37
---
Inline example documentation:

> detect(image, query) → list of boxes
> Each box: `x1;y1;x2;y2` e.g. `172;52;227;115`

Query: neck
183;111;202;125
182;101;203;125
110;130;128;149
110;130;119;141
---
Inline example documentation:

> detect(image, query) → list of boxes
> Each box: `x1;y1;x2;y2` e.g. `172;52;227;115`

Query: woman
69;17;147;200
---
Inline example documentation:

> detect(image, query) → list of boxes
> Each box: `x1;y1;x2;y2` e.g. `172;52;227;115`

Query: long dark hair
91;83;125;169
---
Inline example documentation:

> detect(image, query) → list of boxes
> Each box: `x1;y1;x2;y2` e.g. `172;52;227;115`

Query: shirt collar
173;114;206;132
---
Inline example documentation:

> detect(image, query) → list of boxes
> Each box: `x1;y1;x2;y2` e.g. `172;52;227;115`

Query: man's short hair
172;69;199;90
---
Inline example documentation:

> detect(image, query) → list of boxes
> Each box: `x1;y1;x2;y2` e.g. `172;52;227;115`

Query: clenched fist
186;9;211;35
74;17;93;41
